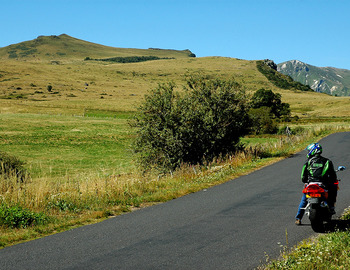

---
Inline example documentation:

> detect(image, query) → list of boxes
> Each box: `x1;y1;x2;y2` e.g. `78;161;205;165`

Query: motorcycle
302;165;346;232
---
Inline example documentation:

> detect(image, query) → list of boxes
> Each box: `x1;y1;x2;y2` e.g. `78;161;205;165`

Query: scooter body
302;166;345;232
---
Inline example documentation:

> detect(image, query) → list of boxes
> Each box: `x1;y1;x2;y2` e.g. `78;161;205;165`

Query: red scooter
302;165;345;232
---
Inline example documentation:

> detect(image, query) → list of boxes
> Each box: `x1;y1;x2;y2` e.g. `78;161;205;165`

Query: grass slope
0;34;194;60
1;35;350;118
1;56;350;117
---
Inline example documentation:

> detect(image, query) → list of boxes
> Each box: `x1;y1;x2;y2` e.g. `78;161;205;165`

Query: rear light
303;184;327;198
306;193;322;198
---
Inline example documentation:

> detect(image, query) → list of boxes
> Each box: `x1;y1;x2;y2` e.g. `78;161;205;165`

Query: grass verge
259;208;350;270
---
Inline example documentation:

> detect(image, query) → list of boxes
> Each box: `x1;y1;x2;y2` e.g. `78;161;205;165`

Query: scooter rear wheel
309;208;325;233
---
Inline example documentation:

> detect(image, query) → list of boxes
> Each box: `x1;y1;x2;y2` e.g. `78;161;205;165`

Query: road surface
1;132;350;269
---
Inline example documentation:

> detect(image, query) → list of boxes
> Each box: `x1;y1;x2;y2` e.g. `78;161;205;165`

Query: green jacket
301;154;337;185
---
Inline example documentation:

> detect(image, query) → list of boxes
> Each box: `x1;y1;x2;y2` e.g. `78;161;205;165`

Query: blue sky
2;0;350;69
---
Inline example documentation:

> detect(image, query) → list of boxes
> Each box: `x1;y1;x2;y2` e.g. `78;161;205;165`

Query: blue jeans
295;193;307;220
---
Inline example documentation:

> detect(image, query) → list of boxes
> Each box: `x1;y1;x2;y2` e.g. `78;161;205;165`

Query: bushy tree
249;88;291;134
248;107;278;134
132;75;251;171
250;88;291;119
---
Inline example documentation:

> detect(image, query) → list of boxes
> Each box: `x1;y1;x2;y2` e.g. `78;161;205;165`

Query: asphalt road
1;132;350;270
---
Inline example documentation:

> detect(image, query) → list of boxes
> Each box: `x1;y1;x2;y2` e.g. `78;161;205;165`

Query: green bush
0;151;28;181
250;88;291;119
132;74;251;171
0;204;49;228
248;107;278;134
249;88;291;134
47;199;80;212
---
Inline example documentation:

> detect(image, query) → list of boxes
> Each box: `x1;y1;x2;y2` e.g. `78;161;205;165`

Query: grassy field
0;112;135;178
2;56;350;118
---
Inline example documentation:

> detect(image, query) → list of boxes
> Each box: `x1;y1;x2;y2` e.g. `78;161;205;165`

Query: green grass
0;204;49;229
241;136;280;146
0;112;135;178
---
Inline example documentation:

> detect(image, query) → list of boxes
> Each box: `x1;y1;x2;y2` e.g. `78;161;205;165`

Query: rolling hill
1;35;350;118
0;34;195;61
277;60;350;96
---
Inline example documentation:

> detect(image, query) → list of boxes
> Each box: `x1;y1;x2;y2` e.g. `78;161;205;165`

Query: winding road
1;132;350;270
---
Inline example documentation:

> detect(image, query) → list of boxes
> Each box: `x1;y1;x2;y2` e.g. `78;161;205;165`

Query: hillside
277;60;350;96
0;34;195;61
1;35;350;118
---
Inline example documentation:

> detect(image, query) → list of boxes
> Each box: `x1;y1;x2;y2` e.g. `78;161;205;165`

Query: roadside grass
260;208;350;270
1;120;349;248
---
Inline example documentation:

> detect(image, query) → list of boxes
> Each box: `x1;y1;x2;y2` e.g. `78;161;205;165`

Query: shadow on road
296;218;350;233
326;218;350;232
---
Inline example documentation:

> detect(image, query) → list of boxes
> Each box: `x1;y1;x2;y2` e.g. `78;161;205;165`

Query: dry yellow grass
1;56;350;117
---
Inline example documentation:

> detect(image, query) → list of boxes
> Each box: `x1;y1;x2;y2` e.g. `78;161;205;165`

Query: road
1;132;350;269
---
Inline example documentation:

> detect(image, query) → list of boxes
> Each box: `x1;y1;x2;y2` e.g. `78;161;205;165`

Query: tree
132;75;251;172
248;107;278;134
250;88;291;119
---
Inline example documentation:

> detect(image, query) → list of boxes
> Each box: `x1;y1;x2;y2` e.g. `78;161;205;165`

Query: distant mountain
277;60;350;96
0;34;195;61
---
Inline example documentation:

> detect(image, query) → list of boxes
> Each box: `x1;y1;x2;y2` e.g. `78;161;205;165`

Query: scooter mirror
337;166;346;171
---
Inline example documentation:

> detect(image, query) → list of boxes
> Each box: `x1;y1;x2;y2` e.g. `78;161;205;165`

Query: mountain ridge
277;60;350;96
0;34;195;61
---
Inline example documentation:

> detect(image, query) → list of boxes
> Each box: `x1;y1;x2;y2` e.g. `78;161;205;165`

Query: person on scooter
295;143;338;225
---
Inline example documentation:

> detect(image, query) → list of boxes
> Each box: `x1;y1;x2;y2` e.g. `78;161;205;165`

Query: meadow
0;112;135;178
2;56;350;118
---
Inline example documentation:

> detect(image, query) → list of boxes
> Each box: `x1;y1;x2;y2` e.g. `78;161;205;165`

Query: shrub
0;151;28;181
132;74;251;171
248;107;278;134
250;88;291;119
47;85;52;92
0;204;49;228
47;199;80;212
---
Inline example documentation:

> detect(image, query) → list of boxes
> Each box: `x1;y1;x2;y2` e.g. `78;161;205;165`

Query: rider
295;143;338;225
